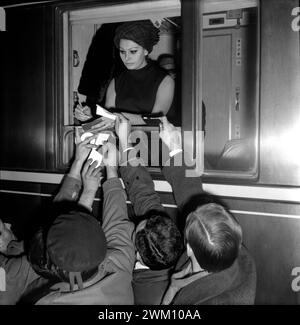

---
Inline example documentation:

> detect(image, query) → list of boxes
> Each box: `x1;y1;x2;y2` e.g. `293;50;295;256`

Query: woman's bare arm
105;78;116;108
151;75;175;115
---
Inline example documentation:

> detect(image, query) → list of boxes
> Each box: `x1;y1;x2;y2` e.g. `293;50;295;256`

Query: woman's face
119;39;148;70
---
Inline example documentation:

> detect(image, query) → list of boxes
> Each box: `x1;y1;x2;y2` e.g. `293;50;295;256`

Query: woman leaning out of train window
74;20;175;129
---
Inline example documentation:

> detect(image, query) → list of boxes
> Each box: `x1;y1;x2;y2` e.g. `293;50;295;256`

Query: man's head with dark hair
135;211;183;270
28;209;107;290
184;203;242;273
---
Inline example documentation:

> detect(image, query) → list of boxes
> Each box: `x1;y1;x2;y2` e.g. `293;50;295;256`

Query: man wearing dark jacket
0;131;135;305
159;117;256;305
117;116;256;305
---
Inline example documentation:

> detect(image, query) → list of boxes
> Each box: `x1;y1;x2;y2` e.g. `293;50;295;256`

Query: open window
56;0;181;169
55;0;259;180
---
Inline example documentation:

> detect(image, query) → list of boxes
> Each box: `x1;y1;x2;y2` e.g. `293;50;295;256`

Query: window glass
60;1;259;179
202;7;259;176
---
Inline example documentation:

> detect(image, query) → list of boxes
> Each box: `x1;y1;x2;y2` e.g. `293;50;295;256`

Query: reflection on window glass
203;7;258;174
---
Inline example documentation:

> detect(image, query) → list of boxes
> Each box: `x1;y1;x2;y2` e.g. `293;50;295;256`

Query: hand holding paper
80;132;111;168
96;105;117;120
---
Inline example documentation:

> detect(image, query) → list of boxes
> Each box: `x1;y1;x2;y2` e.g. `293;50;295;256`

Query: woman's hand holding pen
74;102;93;122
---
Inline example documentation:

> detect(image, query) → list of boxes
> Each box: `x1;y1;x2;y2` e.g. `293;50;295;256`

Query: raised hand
78;160;103;211
89;116;116;132
74;127;98;164
159;116;182;152
81;159;103;194
101;142;119;168
101;141;120;179
74;104;93;122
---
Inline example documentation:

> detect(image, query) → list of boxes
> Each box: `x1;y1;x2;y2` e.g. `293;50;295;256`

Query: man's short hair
185;203;242;273
135;211;183;270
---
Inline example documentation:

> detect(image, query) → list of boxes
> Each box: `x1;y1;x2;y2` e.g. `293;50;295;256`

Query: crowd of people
0;116;256;305
0;20;256;305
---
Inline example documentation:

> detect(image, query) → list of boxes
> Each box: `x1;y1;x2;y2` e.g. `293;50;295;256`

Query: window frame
54;0;260;182
181;0;260;183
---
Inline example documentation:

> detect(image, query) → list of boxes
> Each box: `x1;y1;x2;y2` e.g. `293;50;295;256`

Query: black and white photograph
0;0;299;317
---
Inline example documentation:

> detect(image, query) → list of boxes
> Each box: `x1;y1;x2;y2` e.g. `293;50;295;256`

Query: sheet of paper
96;105;116;120
88;148;103;168
80;132;110;145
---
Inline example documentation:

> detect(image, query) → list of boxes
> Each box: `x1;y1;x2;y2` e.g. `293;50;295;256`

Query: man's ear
144;49;149;56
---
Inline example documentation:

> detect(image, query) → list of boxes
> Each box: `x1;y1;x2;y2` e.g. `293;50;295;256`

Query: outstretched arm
78;160;102;211
101;142;135;274
160;117;204;211
116;114;164;219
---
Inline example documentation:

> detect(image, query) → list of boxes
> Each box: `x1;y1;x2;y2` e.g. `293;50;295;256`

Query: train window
202;2;259;179
57;0;259;180
58;0;181;169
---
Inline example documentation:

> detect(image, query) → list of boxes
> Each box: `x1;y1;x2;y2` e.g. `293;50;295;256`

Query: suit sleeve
119;164;164;218
53;175;82;203
101;178;135;274
162;153;204;211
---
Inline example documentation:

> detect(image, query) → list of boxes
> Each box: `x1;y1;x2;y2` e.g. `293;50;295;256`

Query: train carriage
0;0;300;305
